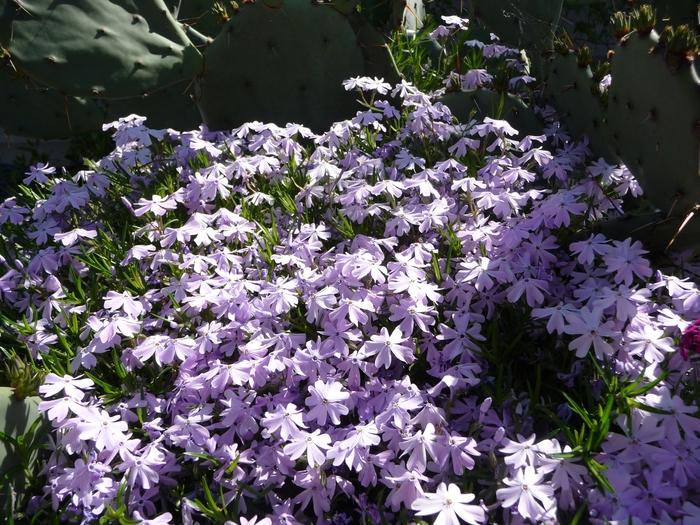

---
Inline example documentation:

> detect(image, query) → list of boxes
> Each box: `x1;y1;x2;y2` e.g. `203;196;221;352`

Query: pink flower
680;319;700;360
412;482;486;525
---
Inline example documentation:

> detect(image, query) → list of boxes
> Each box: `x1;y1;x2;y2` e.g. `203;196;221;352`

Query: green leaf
561;391;594;428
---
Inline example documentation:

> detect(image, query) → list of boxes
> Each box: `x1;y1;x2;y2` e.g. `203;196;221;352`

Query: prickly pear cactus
607;30;700;214
653;0;699;27
167;0;228;40
544;53;615;161
595;208;700;251
196;0;397;132
0;0;13;45
0;386;42;478
439;89;543;137
104;85;202;131
4;0;203;98
0;68;104;139
469;0;564;51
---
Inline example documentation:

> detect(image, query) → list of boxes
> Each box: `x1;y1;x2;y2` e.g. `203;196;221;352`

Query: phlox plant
0;15;699;525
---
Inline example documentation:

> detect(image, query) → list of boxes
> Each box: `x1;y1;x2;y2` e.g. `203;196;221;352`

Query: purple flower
412;482;486;525
262;403;307;441
24;162;57;185
496;467;556;522
283;430;332;468
360;327;415;369
39;373;94;400
53;227;98;247
71;406;129;451
563;308;618;359
133;195;178;217
304;380;350;426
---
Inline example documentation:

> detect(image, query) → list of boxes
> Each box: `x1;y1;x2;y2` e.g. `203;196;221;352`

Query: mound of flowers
1;17;699;525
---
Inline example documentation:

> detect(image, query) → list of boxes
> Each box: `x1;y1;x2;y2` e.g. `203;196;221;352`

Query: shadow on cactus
607;26;700;249
196;0;398;132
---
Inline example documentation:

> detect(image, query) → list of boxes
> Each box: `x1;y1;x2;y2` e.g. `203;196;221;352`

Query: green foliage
167;0;231;39
659;23;700;58
553;357;670;493
0;0;402;143
610;10;633;39
631;3;657;34
0;351;43;400
387;19;449;92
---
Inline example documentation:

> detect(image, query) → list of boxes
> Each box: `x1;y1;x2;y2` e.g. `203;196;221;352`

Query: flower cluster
1;16;699;525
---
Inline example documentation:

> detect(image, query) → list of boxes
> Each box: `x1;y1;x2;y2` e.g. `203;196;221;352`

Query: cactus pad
0;0;14;46
7;0;203;98
0;67;104;138
168;0;227;39
653;0;699;27
595;208;700;252
104;83;201;131
0;387;43;478
544;53;615;161
608;30;700;213
196;0;394;132
469;0;563;51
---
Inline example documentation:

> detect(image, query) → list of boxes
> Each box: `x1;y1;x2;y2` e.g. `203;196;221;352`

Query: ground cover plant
1;15;700;525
